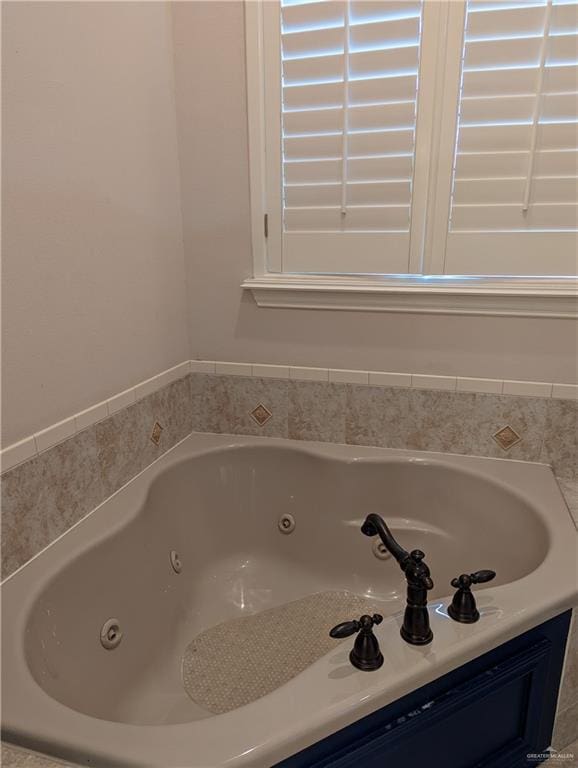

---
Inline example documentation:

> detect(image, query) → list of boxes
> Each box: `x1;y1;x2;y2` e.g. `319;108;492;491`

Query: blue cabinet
277;611;571;768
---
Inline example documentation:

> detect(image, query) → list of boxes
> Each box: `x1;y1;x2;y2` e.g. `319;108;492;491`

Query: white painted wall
3;1;576;448
172;1;577;385
2;2;190;446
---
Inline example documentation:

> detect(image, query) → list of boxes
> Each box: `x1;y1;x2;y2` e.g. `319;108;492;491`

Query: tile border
2;359;577;474
1;362;190;474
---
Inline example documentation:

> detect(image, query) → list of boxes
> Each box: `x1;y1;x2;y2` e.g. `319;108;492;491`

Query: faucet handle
448;570;496;623
450;570;496;589
330;615;384;671
329;620;359;638
329;614;383;639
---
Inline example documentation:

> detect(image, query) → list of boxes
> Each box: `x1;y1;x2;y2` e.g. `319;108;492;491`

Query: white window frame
242;0;578;318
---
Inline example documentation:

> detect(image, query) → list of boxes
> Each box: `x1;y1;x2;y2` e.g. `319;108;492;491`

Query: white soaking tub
2;433;577;766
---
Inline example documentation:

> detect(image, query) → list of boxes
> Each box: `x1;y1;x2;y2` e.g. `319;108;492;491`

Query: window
279;0;422;274
244;0;578;315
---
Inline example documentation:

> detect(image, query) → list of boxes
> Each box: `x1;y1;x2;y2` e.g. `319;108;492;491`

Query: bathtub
2;432;577;767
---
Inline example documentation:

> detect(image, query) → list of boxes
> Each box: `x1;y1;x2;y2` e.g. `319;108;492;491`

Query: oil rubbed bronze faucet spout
361;513;434;646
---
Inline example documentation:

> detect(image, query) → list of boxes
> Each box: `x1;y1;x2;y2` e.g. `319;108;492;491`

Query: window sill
242;274;578;318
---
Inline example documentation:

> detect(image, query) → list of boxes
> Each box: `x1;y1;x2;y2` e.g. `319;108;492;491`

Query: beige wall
2;2;190;446
172;1;577;385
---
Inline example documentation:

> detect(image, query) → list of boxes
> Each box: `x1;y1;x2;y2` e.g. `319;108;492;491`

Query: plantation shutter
445;0;578;275
279;0;424;273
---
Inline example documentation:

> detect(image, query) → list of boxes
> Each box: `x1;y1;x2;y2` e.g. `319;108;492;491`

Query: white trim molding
242;274;578;318
244;0;578;309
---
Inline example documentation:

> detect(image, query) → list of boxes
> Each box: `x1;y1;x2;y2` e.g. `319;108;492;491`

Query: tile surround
288;380;346;443
34;417;76;453
191;374;288;438
215;361;253;376
345;384;412;449
189;374;555;465
2;360;576;471
411;374;457;391
553;384;578;400
369;371;412;388
502;380;553;398
0;362;576;762
1;742;72;767
289;366;329;381
2;366;576;583
553;700;578;753
328;368;369;385
252;364;290;379
540;398;578;480
1;429;103;579
107;387;136;415
557;478;578;527
1;375;191;579
1;361;191;473
74;401;108;432
456;377;503;395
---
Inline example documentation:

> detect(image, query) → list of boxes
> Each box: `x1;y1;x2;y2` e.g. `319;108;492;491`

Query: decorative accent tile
97;376;191;498
492;425;522;451
288;380;345;443
191;374;288;438
464;393;547;462
540;399;578;480
149;376;192;446
344;389;547;462
250;403;273;427
150;421;164;446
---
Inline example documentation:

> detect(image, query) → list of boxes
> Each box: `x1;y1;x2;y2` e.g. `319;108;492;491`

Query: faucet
361;513;434;646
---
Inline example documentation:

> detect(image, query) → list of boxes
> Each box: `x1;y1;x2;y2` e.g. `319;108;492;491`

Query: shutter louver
280;0;424;273
445;0;578;275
